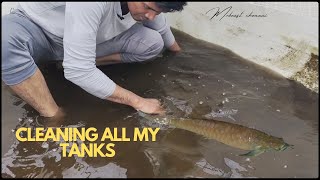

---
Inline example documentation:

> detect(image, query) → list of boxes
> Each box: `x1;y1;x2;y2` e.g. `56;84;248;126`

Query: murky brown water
2;29;318;178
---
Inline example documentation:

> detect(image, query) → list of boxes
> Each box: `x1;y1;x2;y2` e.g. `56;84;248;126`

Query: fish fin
238;148;266;157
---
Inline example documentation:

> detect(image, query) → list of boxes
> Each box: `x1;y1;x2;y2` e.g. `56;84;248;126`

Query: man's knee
2;54;38;86
147;32;164;58
123;27;164;63
2;13;50;85
2;31;38;86
141;28;164;59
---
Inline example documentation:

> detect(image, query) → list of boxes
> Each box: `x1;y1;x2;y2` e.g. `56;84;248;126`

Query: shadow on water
1;29;318;178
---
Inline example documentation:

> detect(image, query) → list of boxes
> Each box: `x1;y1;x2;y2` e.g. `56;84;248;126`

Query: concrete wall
2;2;318;92
165;2;318;92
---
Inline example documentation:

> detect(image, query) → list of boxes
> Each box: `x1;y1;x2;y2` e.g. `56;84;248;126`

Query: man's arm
142;13;181;52
63;2;116;98
63;2;164;114
107;85;165;114
167;41;181;52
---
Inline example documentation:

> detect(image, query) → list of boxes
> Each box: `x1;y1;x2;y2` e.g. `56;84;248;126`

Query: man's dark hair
155;2;187;13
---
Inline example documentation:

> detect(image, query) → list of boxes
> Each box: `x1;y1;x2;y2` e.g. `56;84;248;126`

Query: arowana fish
138;111;293;157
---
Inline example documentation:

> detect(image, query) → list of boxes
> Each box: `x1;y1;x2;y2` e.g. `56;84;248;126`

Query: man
2;2;187;119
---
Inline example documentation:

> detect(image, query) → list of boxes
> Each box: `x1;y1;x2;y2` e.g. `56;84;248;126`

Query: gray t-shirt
17;2;175;99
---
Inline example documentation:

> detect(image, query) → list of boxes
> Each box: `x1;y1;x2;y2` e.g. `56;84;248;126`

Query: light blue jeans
2;9;164;85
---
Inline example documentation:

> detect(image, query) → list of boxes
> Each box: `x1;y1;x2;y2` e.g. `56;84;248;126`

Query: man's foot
37;108;67;128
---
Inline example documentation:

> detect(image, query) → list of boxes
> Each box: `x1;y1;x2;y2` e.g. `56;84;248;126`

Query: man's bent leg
10;68;59;117
96;23;164;65
2;10;60;118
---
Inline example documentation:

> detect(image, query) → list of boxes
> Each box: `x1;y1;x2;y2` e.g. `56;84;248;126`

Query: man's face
127;2;162;21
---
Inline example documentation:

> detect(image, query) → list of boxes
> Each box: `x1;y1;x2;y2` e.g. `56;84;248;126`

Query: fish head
265;137;293;152
273;141;294;152
137;111;173;130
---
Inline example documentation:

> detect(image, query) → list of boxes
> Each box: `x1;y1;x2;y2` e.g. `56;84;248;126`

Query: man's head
128;2;187;21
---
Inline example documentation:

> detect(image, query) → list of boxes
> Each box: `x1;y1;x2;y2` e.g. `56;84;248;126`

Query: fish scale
139;112;293;157
178;119;250;150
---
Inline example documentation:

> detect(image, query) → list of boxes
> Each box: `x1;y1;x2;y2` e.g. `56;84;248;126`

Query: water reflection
2;29;318;178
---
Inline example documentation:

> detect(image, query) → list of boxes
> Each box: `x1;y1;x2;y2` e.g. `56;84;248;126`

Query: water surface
1;29;318;178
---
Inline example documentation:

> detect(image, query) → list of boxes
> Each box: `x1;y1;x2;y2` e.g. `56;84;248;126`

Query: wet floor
1;29;318;178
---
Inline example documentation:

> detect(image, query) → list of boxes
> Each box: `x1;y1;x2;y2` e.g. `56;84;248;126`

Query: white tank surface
165;2;318;93
2;2;318;92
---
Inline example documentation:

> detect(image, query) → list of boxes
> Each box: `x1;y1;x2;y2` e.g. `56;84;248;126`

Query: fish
138;111;293;157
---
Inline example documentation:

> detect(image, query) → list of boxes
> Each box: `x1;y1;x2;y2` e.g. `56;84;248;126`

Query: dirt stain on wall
276;36;318;93
290;53;319;93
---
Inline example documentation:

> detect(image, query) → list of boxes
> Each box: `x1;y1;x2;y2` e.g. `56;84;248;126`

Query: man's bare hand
168;41;181;53
107;85;165;115
134;98;165;115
